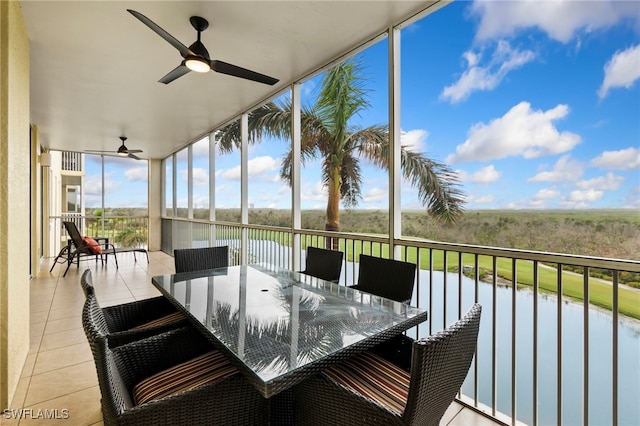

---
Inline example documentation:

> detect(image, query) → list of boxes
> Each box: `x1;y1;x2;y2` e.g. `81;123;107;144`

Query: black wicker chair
81;269;187;347
350;254;416;304
174;246;229;273
83;321;269;426
293;303;482;426
300;246;344;283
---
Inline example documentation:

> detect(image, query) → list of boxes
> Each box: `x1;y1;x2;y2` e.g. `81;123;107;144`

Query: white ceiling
21;1;443;160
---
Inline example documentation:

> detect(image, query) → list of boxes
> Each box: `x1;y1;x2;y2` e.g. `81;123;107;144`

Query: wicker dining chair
83;321;269;426
293;303;482;426
174;246;229;273
300;246;344;283
350;254;417;304
81;269;187;347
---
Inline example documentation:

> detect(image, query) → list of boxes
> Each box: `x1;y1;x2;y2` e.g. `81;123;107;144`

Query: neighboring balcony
61;151;82;172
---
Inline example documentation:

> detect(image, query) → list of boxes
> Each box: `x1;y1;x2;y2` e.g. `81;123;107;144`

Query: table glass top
152;263;426;392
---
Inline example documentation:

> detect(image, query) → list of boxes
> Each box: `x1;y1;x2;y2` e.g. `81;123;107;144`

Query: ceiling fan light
185;56;210;73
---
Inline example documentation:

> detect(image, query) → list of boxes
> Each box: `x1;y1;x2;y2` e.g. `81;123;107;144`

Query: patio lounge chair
49;221;119;277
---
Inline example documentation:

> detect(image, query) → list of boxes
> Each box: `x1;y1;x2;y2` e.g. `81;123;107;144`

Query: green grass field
328;239;640;320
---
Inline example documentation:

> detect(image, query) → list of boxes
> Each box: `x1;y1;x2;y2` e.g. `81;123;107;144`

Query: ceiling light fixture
185;56;210;73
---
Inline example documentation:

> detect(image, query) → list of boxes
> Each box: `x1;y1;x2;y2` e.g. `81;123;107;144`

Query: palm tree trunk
325;168;341;249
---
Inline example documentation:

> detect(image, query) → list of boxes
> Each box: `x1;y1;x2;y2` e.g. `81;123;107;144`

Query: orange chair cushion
323;351;410;415
82;236;102;254
133;350;238;405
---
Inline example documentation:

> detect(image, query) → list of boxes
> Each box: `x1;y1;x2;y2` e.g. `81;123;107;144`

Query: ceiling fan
85;137;143;160
127;9;279;86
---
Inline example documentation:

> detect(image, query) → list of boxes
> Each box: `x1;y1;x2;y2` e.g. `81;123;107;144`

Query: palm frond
357;134;465;223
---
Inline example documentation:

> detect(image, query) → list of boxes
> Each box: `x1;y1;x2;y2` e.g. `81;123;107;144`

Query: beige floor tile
43;316;83;335
29;293;56;308
21;353;37;378
93;289;135;304
442;401;465;425
30;301;53;314
129;287;162;300
39;328;87;352
29;335;43;355
46;306;82;322
29;322;46;338
32;343;92;376
24;361;98;406
20;385;102;425
448;407;499;426
29;310;49;325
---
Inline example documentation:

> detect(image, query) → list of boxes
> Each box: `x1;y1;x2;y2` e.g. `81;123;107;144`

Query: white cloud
362;187;387;203
590;147;640;170
301;181;326;202
447;102;581;163
528;155;584;182
124;167;148;182
192;137;210;157
400;129;429;152
441;40;535;103
192;168;209;186
467;194;495;204
221;156;279;181
457;165;501;184
565;189;604;203
532;187;560;201
598;44;640;98
84;172;120;197
470;1;640;43
575;172;624;191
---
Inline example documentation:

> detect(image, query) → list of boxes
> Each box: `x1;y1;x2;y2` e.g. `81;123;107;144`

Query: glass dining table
151;263;428;398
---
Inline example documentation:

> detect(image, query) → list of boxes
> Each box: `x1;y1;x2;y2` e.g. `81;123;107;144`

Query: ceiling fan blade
127;9;194;58
126;149;143;153
159;64;191;84
128;153;142;160
85;149;115;153
210;60;279;85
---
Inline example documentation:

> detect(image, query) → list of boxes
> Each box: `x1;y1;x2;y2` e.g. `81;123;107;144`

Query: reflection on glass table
151;263;428;398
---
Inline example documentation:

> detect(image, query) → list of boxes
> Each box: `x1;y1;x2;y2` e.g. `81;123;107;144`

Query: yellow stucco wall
0;0;30;409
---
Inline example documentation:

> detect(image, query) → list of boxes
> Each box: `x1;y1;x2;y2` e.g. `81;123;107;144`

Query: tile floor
6;251;500;425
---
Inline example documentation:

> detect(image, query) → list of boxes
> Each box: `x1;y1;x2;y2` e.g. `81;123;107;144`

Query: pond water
215;239;640;425
417;269;640;426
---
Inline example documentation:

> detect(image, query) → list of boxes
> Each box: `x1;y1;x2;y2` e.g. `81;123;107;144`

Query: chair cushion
129;311;185;331
82;236;102;254
133;350;238;405
323;351;410;415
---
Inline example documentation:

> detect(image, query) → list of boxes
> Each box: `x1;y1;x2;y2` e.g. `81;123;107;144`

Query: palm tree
216;59;464;232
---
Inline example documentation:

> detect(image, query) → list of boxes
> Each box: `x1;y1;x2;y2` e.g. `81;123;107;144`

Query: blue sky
88;1;640;212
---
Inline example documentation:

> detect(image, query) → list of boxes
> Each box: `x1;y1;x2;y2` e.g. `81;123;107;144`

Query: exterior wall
148;159;162;251
0;0;30;409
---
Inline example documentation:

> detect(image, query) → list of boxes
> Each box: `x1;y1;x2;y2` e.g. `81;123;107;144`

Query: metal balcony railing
50;215;149;256
160;217;640;426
